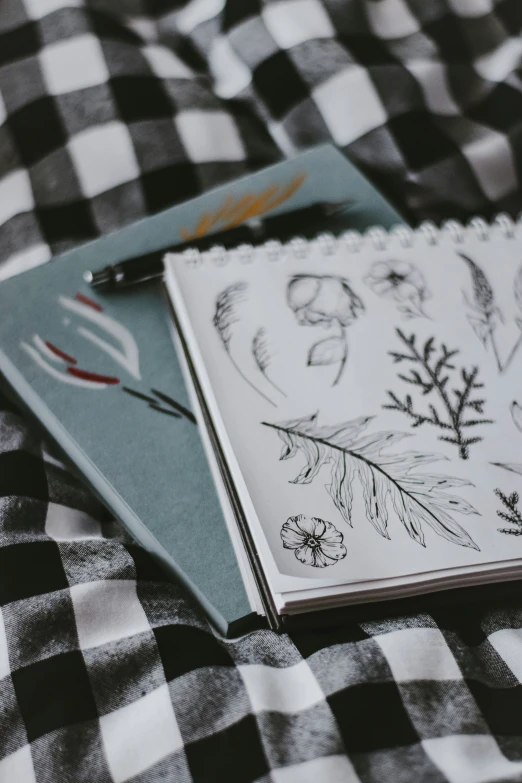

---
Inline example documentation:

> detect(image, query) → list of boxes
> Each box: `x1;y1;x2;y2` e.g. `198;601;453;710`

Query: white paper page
280;560;522;609
165;224;522;594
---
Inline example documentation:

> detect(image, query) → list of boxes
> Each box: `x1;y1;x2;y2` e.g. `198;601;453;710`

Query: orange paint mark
178;174;307;242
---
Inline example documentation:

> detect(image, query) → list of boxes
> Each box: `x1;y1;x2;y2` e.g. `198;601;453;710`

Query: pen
84;200;351;291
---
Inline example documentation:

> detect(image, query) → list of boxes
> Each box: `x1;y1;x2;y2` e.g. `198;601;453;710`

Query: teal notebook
0;145;402;635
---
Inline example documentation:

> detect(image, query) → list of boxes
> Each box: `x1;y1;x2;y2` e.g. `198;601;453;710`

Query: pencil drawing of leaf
459;252;495;315
500;264;522;369
263;413;480;550
511;401;522;433
514;264;522;313
458;252;522;372
252;328;287;397
459;252;500;364
491;462;522;477
308;336;346;367
213;283;277;407
466;314;490;347
384;329;493;460
214;282;247;350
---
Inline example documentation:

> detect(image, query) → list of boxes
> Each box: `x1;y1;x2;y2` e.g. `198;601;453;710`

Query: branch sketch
495;489;522;536
263;412;480;550
384;330;493;460
281;515;347;568
459;252;522;373
213;283;277;407
252;328;287;397
287;274;364;386
364;260;431;319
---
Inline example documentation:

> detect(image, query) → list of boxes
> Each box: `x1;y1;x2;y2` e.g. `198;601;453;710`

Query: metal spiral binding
182;212;519;266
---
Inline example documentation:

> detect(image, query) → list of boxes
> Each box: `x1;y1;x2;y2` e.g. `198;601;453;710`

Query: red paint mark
67;367;120;385
75;293;103;311
45;342;77;365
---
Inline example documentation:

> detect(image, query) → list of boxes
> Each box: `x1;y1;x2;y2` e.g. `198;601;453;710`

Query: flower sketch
281;514;347;567
364;260;430;319
287;274;364;386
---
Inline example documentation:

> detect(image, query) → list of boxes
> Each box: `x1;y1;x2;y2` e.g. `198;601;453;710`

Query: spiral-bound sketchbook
0;144;404;636
165;215;522;630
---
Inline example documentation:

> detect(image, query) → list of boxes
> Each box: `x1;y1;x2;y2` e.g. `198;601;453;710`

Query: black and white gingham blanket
2;2;522;781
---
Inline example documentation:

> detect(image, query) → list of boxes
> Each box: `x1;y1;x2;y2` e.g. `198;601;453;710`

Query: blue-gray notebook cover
0;145;402;635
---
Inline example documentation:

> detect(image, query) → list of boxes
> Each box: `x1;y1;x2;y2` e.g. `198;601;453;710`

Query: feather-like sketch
287;275;364;386
364;260;431;319
213;283;277;407
495;488;522;536
506;263;522;369
252;328;287;397
459;252;522;373
263;413;480;550
511;400;522;432
281;515;347;567
459;252;498;351
384;330;493;460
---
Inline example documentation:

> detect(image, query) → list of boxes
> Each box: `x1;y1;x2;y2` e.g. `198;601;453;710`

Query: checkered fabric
177;0;522;222
2;1;522;781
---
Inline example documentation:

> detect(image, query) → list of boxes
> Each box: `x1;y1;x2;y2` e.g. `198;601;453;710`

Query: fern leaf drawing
495;488;522;536
263;413;480;550
252;328;287;397
384;330;493;459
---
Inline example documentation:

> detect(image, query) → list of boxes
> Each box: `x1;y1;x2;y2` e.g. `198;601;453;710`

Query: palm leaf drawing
263;413;479;550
